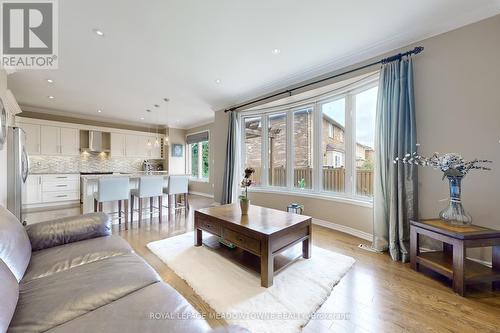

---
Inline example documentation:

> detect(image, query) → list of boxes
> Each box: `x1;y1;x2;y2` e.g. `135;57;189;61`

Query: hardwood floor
27;195;500;332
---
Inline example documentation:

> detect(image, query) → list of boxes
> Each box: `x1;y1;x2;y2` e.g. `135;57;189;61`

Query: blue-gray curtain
221;111;238;204
373;57;418;262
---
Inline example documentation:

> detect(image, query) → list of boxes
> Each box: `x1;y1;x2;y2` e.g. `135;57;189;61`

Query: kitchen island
80;171;182;215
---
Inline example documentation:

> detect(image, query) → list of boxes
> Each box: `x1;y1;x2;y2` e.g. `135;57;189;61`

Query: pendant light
163;98;170;146
154;110;160;147
147;123;152;147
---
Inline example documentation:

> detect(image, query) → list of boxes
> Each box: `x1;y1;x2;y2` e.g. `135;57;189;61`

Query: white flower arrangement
394;152;492;179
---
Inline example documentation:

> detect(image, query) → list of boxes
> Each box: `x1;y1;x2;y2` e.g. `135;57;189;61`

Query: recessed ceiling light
97;109;102;113
154;104;159;108
140;117;144;120
215;79;221;84
163;98;170;102
93;29;104;36
272;48;281;54
146;109;151;113
47;95;55;99
47;79;54;83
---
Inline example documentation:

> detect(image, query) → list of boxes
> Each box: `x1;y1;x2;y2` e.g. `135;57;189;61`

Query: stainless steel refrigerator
7;127;29;224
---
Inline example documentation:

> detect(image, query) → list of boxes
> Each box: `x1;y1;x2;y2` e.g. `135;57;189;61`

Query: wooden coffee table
194;204;312;287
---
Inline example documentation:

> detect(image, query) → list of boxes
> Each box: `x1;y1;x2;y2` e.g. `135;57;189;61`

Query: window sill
189;178;209;183
247;187;373;208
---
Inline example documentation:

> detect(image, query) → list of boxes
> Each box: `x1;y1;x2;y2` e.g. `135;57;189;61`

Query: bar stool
93;176;130;230
164;175;189;216
130;176;164;224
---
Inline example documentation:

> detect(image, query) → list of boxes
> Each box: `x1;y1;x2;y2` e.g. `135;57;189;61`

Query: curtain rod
224;46;424;113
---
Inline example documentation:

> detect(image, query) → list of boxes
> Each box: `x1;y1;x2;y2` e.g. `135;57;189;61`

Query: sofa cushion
0;260;19;333
9;253;160;332
26;212;111;251
46;282;211;333
0;206;31;281
23;235;132;281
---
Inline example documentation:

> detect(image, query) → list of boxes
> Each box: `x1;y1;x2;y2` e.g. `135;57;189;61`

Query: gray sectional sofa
0;206;245;333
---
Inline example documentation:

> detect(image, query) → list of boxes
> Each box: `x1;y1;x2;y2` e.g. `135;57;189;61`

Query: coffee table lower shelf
416;252;500;284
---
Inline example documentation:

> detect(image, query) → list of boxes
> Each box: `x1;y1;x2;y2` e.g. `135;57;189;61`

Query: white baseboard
189;191;214;199
313;218;373;241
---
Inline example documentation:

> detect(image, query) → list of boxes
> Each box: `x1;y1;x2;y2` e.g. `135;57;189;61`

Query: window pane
190;143;199;178
293;108;313;189
321;98;346;192
355;86;377;197
244;117;262;185
202;141;209;179
268;113;287;187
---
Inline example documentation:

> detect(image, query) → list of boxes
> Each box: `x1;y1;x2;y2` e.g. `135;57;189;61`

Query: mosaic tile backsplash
29;153;162;174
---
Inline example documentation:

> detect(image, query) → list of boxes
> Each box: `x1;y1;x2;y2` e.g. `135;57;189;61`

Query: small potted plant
239;167;255;215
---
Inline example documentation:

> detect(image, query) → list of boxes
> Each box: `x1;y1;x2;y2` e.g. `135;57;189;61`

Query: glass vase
439;176;472;225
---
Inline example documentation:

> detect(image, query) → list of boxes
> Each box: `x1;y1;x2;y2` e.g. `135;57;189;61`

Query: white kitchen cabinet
60;127;80;156
23;174;42;205
19;123;41;155
23;173;80;207
40;125;79;156
125;134;142;157
18;117;163;159
113;133;160;158
150;136;162;159
140;135;153;157
141;135;162;159
40;125;61;155
110;133;127;157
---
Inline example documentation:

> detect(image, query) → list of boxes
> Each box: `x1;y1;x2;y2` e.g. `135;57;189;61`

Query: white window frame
239;74;378;206
186;131;210;182
267;111;288;188
292;104;315;191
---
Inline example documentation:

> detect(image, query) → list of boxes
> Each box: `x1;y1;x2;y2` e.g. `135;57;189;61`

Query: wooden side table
410;219;500;296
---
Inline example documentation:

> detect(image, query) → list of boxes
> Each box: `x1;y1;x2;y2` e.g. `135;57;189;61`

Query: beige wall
211;15;500;252
167;128;187;174
186;123;214;197
414;15;500;261
248;192;372;235
0;70;7;206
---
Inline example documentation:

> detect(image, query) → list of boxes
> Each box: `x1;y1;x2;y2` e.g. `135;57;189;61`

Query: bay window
240;74;378;202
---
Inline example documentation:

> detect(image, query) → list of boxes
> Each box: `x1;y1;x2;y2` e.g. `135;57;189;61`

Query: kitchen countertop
29;171;169;176
29;172;81;175
81;171;176;180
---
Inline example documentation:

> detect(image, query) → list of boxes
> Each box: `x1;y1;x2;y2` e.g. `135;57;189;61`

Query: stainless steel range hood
80;130;110;153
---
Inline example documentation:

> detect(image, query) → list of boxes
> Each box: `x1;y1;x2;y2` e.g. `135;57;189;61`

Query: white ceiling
7;0;500;129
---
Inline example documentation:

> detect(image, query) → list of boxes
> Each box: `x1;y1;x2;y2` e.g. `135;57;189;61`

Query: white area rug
147;232;355;333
